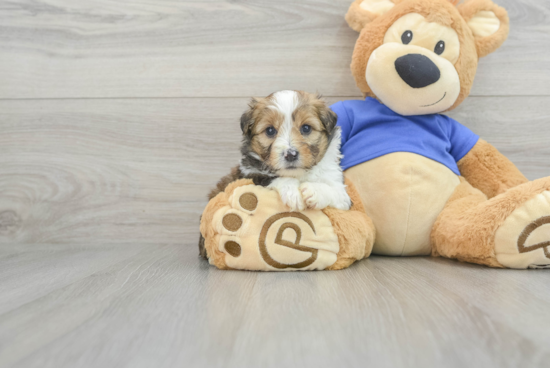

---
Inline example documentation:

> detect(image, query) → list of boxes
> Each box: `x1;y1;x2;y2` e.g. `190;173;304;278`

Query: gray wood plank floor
2;245;550;368
1;0;550;367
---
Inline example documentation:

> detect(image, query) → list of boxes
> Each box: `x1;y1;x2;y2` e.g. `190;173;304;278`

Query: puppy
209;90;351;211
199;90;351;258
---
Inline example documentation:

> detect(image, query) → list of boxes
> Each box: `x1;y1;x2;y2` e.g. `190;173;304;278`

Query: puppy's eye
300;124;312;135
265;126;277;137
401;30;413;45
435;41;445;55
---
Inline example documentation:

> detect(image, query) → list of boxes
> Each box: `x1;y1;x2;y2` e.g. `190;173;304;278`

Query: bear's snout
395;54;441;89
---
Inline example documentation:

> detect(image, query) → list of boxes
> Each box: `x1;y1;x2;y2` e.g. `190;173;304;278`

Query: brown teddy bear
338;0;550;269
200;0;550;270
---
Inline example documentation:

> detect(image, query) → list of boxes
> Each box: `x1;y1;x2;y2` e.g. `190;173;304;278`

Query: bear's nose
395;54;441;88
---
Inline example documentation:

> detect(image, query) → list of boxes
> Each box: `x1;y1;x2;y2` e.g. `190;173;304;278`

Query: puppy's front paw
300;183;326;210
332;193;352;211
280;186;305;211
300;182;352;210
269;178;305;211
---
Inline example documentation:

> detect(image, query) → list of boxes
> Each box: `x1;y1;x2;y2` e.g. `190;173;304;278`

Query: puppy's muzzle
284;149;299;163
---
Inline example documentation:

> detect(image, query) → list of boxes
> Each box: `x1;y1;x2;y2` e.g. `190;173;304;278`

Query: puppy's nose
395;54;440;88
284;149;299;162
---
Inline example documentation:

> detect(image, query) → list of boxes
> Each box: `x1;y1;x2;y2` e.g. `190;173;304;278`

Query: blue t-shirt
330;97;479;175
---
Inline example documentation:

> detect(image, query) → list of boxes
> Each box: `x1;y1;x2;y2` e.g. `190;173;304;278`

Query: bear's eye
401;30;413;45
265;126;277;137
300;124;312;135
435;41;445;55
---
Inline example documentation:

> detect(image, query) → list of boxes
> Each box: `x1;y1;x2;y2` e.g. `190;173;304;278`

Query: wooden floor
1;0;550;367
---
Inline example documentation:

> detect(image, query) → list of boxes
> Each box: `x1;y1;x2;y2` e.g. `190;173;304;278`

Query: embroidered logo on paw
517;216;550;267
495;191;550;269
216;185;339;271
258;212;318;269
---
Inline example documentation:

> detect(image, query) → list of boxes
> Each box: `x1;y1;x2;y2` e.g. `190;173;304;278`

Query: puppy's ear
458;0;509;58
240;98;259;136
316;101;338;133
346;0;396;32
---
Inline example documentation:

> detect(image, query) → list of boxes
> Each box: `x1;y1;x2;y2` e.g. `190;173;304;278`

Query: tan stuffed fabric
432;177;550;268
345;152;460;256
349;0;479;111
457;0;510;58
346;0;509;112
457;139;528;199
200;178;374;271
325;178;376;270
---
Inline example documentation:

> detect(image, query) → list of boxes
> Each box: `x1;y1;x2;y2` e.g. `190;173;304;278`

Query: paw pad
224;241;242;257
220;192;256;259
239;192;258;211
222;213;242;232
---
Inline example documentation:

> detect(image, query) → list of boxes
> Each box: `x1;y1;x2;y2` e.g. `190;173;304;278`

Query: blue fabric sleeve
330;101;351;147
444;115;479;162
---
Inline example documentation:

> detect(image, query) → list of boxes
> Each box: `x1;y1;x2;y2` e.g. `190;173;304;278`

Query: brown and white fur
209;90;351;211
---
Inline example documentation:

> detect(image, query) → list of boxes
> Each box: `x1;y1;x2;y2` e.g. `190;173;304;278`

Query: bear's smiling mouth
420;92;447;107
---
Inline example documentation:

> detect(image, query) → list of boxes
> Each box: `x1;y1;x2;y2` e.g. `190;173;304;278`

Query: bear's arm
457;139;528;199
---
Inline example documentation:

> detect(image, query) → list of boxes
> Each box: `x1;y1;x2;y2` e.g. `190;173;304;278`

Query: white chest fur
345;152;460;256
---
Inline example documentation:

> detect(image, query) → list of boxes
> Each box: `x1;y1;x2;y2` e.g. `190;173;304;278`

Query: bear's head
346;0;509;116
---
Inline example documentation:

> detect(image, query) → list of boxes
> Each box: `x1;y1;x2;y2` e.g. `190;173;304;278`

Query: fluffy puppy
209;90;351;211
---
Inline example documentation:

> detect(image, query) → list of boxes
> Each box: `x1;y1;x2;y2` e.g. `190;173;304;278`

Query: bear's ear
345;0;396;32
458;0;510;58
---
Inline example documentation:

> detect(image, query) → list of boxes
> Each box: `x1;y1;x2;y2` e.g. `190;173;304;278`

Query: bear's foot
205;183;342;271
200;179;375;271
495;190;550;269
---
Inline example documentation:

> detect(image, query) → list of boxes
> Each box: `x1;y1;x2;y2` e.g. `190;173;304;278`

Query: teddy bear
337;0;550;269
200;0;550;271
